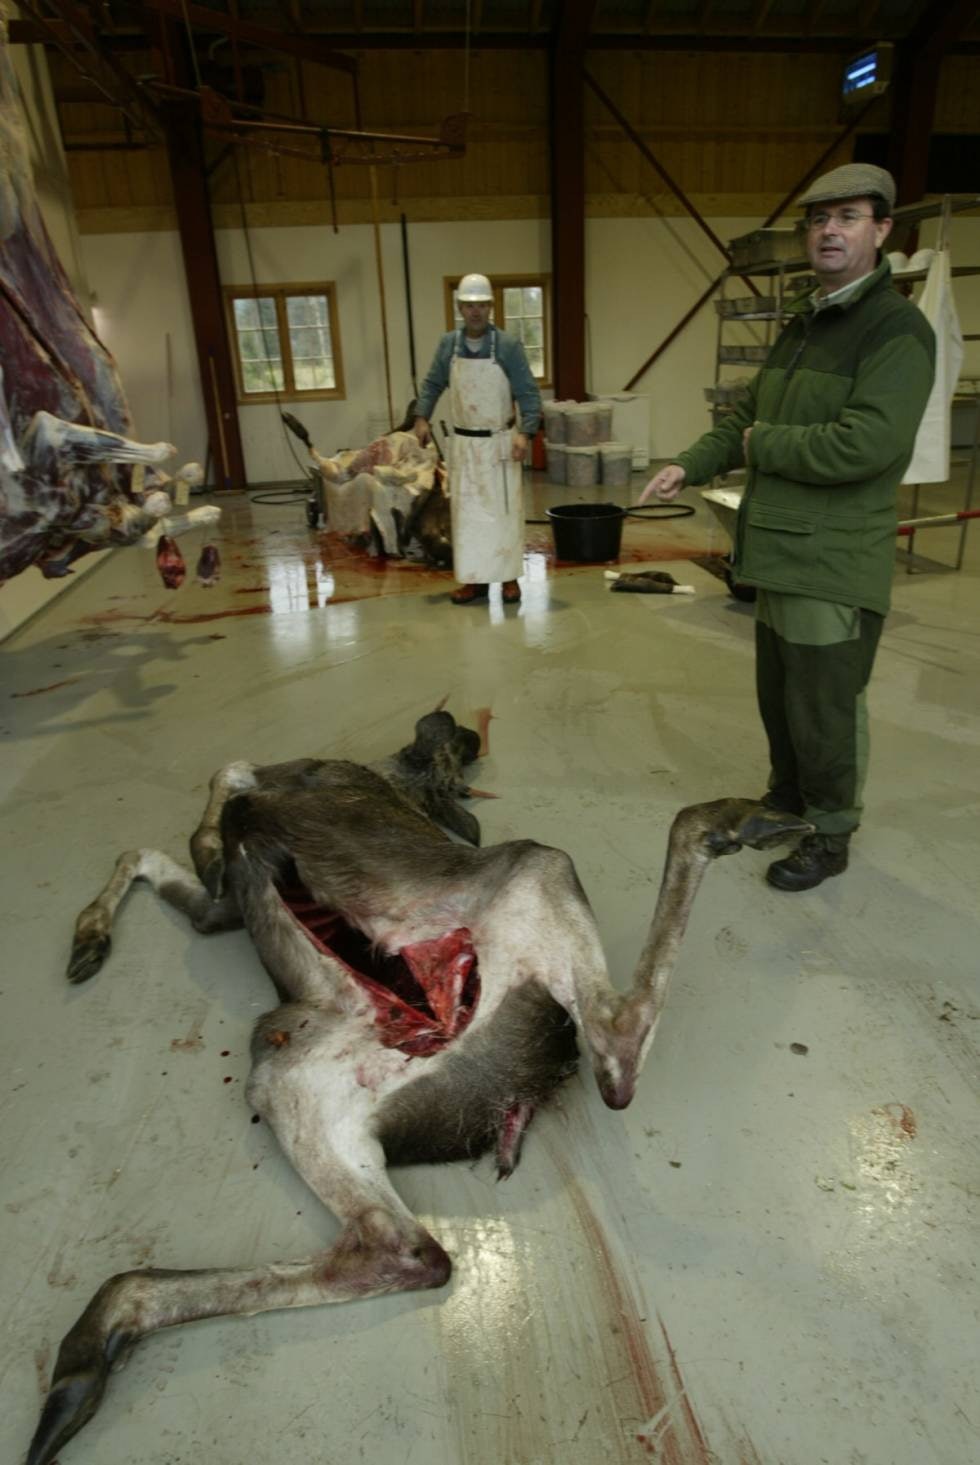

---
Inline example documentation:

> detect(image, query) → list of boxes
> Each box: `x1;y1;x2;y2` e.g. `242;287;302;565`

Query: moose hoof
26;1367;109;1465
201;857;225;900
66;934;111;984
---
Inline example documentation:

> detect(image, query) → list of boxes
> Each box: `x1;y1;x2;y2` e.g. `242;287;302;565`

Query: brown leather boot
450;583;489;605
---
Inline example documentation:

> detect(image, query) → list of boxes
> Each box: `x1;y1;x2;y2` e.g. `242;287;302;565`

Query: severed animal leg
189;761;259;895
21;411;174;475
138;503;221;549
28;1040;450;1465
67;849;242;984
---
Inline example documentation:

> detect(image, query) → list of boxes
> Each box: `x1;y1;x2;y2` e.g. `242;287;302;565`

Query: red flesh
280;888;479;1056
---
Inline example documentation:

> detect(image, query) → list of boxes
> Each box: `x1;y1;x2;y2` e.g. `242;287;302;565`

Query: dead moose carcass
0;12;217;587
27;709;808;1465
284;409;453;568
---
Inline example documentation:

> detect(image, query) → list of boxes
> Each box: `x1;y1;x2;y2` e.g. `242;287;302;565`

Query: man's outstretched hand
639;464;686;504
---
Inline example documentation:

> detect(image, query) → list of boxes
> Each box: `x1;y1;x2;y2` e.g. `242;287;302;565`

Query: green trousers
755;590;884;840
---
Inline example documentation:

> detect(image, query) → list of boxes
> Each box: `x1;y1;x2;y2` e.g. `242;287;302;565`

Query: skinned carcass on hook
0;10;218;588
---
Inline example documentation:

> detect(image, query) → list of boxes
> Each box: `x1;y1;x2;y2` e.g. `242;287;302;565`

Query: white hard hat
457;273;493;302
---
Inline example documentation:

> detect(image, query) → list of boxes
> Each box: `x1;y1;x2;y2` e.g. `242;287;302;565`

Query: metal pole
370;166;395;431
401;213;418;396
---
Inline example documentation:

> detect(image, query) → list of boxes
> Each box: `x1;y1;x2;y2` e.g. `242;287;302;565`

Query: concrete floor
2;469;978;1465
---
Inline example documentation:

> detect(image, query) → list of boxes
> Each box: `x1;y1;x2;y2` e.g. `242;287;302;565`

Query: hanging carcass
284;409;452;568
0;10;218;588
26;706;808;1464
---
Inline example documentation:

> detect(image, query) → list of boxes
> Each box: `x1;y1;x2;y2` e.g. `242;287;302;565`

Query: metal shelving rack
707;253;812;425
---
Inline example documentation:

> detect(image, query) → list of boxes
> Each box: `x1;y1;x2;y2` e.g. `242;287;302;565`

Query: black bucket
546;502;625;562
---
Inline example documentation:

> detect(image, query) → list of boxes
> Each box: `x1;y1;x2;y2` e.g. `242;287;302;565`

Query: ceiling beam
139;0;357;74
887;0;980;205
804;0;829;32
16;0;162;136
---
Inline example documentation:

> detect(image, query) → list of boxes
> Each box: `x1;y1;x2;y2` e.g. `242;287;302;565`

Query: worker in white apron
413;273;542;605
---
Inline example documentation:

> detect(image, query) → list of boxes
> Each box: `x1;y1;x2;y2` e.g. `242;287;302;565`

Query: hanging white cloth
448;331;524;584
903;219;964;485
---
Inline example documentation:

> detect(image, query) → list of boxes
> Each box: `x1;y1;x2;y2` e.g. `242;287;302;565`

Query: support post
886;1;978;206
162;97;247;489
548;0;596;401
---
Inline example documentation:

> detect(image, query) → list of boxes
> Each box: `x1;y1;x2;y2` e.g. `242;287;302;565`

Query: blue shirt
416;326;542;435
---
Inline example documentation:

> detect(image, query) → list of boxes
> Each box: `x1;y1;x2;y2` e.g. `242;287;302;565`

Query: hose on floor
524;502;695;526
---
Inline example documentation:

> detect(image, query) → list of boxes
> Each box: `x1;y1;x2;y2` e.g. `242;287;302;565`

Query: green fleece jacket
676;258;936;614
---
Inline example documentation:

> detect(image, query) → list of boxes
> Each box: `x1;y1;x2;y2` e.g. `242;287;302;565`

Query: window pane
524;317;543;349
239;329;263;361
234;289;283;394
526;349;544;378
287;294;328;327
295;359;336;391
504;286;522;318
242;360;284;394
286;293;335;393
289;326;326;359
523;286;542;315
234;296;277;328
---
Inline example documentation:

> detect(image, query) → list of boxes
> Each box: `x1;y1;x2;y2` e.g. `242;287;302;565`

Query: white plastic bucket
564;404;600;447
543;401;567;444
546;442;567;484
565;445;600;487
593;400;614;442
600;442;632;487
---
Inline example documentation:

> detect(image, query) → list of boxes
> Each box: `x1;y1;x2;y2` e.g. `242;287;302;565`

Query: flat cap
797;163;896;213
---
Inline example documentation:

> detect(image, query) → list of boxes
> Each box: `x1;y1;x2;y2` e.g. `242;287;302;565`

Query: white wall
79;210;980;487
80;231;207;465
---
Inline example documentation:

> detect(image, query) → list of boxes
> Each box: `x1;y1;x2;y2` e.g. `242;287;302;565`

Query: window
443;275;551;385
225;283;345;402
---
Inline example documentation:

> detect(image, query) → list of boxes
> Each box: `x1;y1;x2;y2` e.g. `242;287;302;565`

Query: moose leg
189;761;258;894
137;503;221;548
22;411;175;473
28;1049;450;1465
189;759;330;895
67;849;242;984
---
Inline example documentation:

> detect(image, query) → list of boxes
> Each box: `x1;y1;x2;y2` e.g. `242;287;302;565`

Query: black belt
454;421;515;437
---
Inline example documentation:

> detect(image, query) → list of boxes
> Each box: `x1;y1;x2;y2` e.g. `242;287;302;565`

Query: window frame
442;274;551;388
224;281;346;404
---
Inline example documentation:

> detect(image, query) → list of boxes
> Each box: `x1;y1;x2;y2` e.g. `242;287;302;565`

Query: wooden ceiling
10;0;980;230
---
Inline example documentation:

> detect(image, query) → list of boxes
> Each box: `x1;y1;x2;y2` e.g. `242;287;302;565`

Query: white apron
448;332;524;583
902;243;964;485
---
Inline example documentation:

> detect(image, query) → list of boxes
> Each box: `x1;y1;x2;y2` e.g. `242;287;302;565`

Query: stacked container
542;399;632;487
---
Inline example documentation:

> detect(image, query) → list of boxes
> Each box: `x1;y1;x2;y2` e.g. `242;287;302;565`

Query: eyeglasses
807;209;876;230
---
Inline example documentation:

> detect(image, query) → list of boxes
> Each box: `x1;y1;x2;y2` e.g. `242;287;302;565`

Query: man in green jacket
642;163;935;891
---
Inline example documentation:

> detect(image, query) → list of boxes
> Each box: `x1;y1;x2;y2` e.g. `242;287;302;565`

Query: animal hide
284;411;452;567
